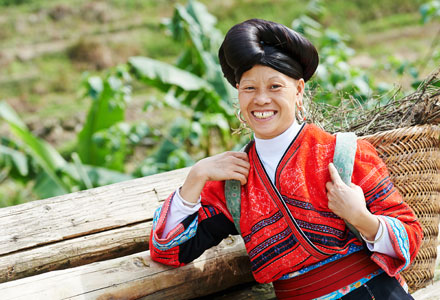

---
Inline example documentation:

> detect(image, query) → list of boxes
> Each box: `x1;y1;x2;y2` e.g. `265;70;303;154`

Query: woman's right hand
196;151;250;184
180;151;250;204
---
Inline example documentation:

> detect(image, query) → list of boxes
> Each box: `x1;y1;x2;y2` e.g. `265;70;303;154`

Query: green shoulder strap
224;142;253;235
333;132;363;242
225;134;362;241
333;132;357;185
225;178;242;235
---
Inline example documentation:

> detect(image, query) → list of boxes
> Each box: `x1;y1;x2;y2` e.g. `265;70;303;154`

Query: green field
0;0;439;205
0;0;436;119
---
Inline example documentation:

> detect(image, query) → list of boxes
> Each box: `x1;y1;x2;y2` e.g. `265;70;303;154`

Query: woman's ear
295;78;305;107
296;78;305;96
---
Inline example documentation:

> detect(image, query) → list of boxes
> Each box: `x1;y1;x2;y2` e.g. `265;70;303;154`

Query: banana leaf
129;56;214;93
0;144;28;177
0;100;70;194
77;76;128;170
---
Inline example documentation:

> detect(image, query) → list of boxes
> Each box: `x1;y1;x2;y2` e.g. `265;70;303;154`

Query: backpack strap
333;132;363;242
225;179;242;234
225;135;362;241
224;142;253;235
333;132;357;185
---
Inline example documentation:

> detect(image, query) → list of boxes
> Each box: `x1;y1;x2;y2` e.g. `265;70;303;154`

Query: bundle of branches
308;69;440;136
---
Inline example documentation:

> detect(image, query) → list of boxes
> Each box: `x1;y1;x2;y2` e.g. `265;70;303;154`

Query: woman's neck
254;121;302;183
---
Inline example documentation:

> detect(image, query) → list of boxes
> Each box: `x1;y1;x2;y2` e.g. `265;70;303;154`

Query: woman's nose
254;90;271;105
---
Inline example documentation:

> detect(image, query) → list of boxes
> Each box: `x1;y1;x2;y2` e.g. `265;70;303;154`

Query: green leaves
0;100;70;195
128;1;241;175
129;56;233;116
0;144;29;177
0;99;133;201
129;56;213;93
77;70;131;171
420;1;440;24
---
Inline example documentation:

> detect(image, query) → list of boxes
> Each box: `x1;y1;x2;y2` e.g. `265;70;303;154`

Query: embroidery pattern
251;234;299;272
317;270;382;299
243;211;283;243
283;196;339;218
280;244;363;279
248;227;292;258
365;177;394;205
152;206;199;251
384;216;411;271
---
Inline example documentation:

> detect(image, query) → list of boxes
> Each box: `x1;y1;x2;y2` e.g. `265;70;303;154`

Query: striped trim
283;196;340;219
368;183;394;205
364;177;388;197
251;234;299;272
383;216;411;271
151;195;200;251
152;214;198;251
199;204;221;221
243;211;283;243
249;227;293;258
281;244;364;279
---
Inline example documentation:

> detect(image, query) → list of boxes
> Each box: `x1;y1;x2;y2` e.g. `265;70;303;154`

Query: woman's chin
253;127;280;139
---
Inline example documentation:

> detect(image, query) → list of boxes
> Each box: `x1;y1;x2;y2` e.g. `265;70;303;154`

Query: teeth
253;111;275;119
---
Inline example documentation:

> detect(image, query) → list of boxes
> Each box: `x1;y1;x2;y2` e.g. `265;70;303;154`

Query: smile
252;111;276;119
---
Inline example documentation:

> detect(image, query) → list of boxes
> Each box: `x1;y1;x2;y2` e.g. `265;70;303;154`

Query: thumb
350;183;362;192
328;163;344;185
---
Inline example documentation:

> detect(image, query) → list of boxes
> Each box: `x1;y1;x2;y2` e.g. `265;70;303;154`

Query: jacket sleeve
149;181;238;267
352;139;423;276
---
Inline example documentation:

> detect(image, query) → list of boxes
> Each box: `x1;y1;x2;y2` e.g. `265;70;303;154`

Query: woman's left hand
325;163;369;225
326;163;380;241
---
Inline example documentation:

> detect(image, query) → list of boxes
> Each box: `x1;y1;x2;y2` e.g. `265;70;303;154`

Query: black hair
218;19;319;87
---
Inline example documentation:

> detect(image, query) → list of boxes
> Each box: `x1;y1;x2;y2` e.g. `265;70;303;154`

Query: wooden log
198;282;276;300
0;222;150;282
0;167;189;282
0;237;254;300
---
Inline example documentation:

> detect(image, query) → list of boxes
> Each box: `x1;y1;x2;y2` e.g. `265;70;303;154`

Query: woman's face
237;65;304;139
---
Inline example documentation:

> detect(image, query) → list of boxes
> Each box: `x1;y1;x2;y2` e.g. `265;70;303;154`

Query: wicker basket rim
360;124;440;140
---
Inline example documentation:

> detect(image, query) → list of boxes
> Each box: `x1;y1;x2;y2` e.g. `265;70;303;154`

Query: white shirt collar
253;121;303;182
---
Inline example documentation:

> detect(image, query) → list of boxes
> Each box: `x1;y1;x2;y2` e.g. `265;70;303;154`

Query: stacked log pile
0;168;259;299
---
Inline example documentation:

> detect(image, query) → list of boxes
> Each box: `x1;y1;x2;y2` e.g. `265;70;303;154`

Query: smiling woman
148;18;423;300
237;65;303;139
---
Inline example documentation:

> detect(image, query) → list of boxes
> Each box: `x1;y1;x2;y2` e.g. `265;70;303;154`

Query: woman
149;19;422;299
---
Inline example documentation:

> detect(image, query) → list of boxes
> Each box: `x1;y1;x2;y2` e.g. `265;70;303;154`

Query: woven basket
360;124;440;292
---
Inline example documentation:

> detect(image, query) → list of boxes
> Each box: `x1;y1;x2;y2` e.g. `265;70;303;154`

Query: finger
228;151;249;161
235;158;251;170
325;181;333;192
328;163;344;185
350;183;360;190
352;184;364;194
229;156;250;170
231;172;247;185
327;199;334;210
223;161;249;176
230;165;249;179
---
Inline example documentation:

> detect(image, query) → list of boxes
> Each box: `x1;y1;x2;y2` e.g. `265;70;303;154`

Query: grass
0;0;435;132
361;12;423;33
0;179;35;208
0;0;439;205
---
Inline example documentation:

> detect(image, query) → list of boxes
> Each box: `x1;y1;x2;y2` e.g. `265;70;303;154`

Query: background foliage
0;0;439;206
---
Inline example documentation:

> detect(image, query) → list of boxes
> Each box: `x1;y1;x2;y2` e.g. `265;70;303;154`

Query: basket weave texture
360;124;440;292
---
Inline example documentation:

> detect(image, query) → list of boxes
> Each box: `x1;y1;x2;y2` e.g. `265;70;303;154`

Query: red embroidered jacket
150;124;423;283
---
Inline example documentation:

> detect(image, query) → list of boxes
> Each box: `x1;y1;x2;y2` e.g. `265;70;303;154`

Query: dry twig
307;69;440;135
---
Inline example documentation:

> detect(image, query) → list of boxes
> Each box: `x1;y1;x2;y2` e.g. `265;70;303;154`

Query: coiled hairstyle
218;19;319;87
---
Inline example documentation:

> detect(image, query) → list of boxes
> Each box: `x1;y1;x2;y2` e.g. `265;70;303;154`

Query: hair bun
218;19;319;87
